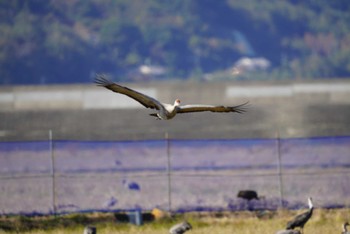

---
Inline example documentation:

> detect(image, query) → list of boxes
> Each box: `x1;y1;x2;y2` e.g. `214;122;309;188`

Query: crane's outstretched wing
177;102;248;114
95;74;161;110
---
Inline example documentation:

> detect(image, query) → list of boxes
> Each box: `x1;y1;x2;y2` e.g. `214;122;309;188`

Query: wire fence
0;134;350;215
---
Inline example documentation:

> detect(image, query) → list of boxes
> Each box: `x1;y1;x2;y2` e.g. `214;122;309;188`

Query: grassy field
0;208;349;234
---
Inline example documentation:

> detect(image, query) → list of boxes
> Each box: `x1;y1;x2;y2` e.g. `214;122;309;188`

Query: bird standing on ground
237;190;259;201
95;74;248;120
286;197;314;234
83;226;96;234
169;221;192;234
342;222;350;234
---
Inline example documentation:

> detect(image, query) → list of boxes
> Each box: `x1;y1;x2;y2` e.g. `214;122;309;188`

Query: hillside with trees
1;0;350;84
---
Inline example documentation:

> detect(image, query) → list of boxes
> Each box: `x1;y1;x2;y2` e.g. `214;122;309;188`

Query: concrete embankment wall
1;81;350;110
1;80;350;141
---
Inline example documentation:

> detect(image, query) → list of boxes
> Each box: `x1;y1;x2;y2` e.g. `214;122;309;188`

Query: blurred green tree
0;0;350;84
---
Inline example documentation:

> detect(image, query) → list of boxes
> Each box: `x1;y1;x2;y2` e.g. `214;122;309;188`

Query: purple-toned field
0;137;350;215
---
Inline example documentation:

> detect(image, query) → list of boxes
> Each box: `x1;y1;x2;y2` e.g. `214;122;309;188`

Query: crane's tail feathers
232;101;249;114
94;73;113;86
150;113;162;120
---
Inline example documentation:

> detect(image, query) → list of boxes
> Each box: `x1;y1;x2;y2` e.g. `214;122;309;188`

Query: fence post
49;130;57;215
276;131;284;208
166;132;172;213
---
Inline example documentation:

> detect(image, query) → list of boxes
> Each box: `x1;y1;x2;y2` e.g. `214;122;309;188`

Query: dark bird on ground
122;179;141;191
342;222;350;234
286;197;313;234
275;230;301;234
95;74;248;120
169;221;192;234
237;190;259;201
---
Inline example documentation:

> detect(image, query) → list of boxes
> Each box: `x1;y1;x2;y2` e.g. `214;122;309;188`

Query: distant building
233;57;271;72
139;65;166;76
127;64;167;81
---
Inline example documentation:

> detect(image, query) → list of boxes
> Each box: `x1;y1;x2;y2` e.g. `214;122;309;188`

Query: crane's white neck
308;197;313;209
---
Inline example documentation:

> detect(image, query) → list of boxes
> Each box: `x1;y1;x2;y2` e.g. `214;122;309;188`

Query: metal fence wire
0;136;350;215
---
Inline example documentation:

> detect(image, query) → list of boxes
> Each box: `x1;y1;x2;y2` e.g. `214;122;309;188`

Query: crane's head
174;99;181;106
307;197;313;209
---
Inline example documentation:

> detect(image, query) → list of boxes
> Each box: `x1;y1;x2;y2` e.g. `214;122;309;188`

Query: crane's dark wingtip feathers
233;101;249;114
94;74;113;87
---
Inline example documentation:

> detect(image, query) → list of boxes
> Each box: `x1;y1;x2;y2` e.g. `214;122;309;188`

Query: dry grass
0;209;349;234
